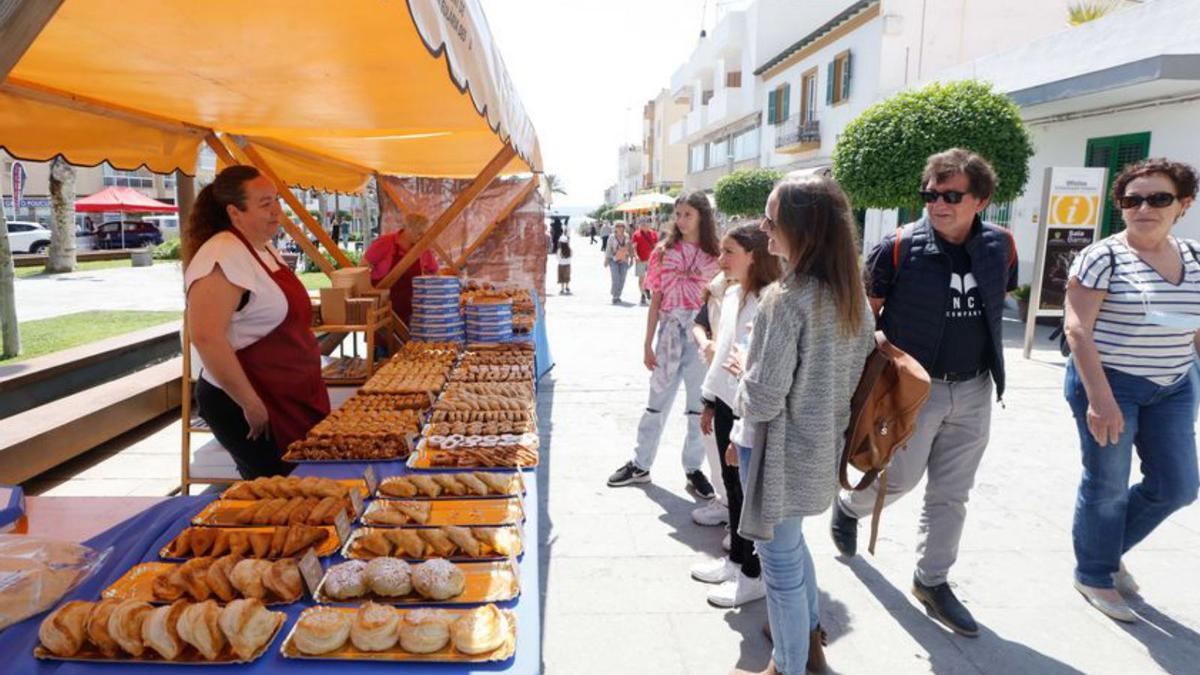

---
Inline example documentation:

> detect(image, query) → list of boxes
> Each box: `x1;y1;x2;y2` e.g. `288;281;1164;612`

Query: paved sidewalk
537;234;1200;674
14;261;184;321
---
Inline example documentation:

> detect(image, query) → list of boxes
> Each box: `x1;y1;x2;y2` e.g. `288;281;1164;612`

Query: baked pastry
176;600;226;660
365;557;412;597
417;528;456;558
379;476;418;498
206;555;239;603
350;601;401;652
84;598;122;657
323;560;368;600
227;530;251;558
411;559;465;600
476;472;517;494
292;607;351;655
409;475;442;498
218;598;278;660
248;532;272;558
398;608;452;654
433;474;467;496
108;599;153;657
178;557;214;601
353;531;392;558
444;526;482;558
38;600;92;657
450;604;507;655
141;600;186;661
263;559;303;602
152;565;186;602
473;526;520;557
230;559;271;599
458;473;489;496
282;525;330;557
387;529;426;558
189;528;216;558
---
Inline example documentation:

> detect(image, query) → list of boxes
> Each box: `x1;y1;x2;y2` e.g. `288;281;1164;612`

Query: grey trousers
838;373;993;586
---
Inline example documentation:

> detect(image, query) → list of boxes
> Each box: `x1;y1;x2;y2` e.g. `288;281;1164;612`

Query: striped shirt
1069;236;1200;385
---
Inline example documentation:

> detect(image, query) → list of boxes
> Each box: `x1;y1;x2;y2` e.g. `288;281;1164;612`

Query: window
1085;132;1151;236
710;139;729;168
733;127;760;162
103;165;153;188
690;144;706;173
767;83;790;126
826;50;853;105
801;69;818;124
726;71;742;88
702;90;714;105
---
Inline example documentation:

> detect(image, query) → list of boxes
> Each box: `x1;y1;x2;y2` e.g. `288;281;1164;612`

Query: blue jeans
738;444;818;675
1064;360;1200;588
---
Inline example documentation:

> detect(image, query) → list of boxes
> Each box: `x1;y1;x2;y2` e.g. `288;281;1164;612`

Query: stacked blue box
464;299;513;343
411;276;464;342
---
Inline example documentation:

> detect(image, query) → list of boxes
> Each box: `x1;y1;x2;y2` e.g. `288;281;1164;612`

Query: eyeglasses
1118;192;1177;210
919;189;967;205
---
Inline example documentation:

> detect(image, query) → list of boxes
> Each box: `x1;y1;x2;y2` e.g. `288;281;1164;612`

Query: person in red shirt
363;214;440;327
631;217;660;305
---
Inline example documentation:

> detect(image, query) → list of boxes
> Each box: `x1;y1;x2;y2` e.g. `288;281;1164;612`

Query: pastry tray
406;447;540;471
102;562;302;606
313;559;519;605
192;498;362;528
279;606;516;663
35;612;285;664
160;526;341;561
218;478;368;501
342;525;524;562
361;498;524;527
375;471;525;500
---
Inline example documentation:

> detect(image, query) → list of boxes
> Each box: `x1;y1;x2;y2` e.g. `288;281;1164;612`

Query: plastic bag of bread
0;534;108;631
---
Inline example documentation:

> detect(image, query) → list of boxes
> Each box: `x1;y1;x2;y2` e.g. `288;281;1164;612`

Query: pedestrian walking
830;148;1018;638
556;235;573;295
604;222;634;304
633;217;660;305
588;222;597;244
607;191;721;497
728;176;874;675
689;223;781;609
600;219;614;250
1062;158;1200;623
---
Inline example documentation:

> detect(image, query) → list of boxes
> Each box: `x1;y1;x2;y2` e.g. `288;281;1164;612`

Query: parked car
6;221;52;254
95;220;163;250
142;215;179;240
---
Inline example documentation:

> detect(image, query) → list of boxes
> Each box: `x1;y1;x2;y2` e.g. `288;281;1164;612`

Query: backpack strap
890;224;913;283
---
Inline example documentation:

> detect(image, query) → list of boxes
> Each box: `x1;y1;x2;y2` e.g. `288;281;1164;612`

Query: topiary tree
832;80;1034;212
714;168;784;217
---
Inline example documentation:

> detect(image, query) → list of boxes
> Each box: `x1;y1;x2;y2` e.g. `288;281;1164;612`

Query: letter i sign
1050;195;1099;227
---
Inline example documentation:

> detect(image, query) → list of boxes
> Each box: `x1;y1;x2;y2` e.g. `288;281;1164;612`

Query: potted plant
1012;284;1032;319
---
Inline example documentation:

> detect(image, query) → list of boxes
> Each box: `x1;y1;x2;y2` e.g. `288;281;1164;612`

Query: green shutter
1085;132;1151;236
842;51;853;100
767;90;777;126
826;62;835;105
782;83;791;121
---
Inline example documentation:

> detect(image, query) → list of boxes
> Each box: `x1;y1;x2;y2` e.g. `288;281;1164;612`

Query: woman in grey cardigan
729;176;875;675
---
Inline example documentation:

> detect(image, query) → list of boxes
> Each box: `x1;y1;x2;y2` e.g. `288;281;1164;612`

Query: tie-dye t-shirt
645;241;720;312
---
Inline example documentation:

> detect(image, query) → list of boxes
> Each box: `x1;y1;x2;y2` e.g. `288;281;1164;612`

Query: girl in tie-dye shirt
607;191;721;497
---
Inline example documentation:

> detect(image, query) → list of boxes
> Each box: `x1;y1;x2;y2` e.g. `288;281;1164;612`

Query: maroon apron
228;228;330;452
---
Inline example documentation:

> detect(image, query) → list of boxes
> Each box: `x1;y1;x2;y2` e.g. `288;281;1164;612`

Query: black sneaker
686;470;715;499
912;576;979;637
830;502;859;558
607;461;650;487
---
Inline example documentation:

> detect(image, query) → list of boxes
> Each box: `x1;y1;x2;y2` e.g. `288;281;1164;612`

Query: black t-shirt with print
929;233;991;377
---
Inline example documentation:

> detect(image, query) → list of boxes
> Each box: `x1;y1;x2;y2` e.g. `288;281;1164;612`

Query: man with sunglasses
831;148;1018;637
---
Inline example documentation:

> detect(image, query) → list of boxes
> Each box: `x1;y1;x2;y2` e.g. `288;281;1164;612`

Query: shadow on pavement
1119;597;1200;674
638;481;724;555
723;589;850;673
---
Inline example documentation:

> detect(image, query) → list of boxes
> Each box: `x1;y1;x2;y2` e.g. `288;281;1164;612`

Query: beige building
642;89;688;192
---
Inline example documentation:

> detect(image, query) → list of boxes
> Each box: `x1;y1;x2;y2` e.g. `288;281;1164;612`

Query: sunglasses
919;189;967;205
1118;192;1177;209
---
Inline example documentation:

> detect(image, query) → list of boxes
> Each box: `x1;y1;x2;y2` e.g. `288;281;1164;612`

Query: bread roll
350;601;401;652
292;607;350;655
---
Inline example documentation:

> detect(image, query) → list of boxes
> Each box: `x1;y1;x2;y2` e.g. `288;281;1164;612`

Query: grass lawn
298;271;331;290
15;258;171;278
0;310;181;363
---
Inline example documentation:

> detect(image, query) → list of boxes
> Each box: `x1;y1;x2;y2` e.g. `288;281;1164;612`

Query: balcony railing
774;116;820;151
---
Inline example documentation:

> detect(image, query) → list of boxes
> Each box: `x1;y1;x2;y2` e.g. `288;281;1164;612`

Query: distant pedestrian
600;220;614;250
588;222;597;244
556;235;573;295
632;217;659;305
604;222;634;304
607;191;720;499
1063;158;1200;623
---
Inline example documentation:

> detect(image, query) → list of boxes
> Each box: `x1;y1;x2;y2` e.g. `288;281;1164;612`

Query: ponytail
182;165;260;267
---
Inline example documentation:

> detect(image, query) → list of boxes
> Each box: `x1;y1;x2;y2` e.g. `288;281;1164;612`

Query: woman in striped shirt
1064;158;1200;623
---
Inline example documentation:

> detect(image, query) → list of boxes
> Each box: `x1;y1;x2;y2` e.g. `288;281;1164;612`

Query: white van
143;215;180;241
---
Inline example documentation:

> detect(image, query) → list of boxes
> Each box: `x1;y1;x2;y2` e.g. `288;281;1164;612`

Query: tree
832;80;1034;211
45;156;78;273
0;206;19;358
543;174;566;208
714;168;783;217
1068;1;1122;26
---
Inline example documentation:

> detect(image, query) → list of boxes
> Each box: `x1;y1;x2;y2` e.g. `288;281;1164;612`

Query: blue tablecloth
0;467;541;674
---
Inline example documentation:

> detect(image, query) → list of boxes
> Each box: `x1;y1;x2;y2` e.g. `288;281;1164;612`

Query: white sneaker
1075;580;1137;623
1113;562;1139;595
707;570;767;608
692;500;729;526
722;531;731;552
691;556;737;584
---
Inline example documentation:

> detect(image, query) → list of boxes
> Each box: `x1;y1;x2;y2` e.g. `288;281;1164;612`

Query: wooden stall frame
375;174;459;273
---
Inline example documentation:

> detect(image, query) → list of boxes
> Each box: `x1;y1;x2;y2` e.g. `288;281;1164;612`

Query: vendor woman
183;165;330;478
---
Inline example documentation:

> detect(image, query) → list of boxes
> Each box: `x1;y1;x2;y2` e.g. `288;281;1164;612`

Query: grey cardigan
733;272;875;541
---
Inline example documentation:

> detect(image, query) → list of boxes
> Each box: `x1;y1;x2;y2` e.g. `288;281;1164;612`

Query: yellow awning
1;0;542;191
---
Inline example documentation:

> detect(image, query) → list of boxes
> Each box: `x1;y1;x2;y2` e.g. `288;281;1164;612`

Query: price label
333;510;352;544
348;488;364;519
363;466;379;496
299;549;323;598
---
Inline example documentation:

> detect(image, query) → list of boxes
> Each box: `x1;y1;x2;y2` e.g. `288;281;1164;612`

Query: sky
480;0;754;210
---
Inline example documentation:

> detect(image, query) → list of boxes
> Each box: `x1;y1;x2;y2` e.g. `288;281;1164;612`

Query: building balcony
706;89;729;126
686;108;704;136
773;117;820;154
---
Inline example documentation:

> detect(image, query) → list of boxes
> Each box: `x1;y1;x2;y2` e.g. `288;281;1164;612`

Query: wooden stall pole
375;174;458;273
377;144;516;291
454;177;537;269
0;1;66;82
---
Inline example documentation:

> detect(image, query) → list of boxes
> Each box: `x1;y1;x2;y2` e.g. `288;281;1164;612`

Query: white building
643;89;688;192
617;145;645;202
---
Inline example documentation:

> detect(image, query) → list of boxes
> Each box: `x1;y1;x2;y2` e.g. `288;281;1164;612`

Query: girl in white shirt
689;223;781;608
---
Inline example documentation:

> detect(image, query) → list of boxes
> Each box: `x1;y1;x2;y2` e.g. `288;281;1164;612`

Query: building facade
2;152;180;226
643;89;689;192
616;144;645;202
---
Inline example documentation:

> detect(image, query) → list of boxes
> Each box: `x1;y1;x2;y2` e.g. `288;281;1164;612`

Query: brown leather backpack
839;331;931;554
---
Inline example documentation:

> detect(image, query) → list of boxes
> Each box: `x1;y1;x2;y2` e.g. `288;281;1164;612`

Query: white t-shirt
184;231;289;387
1069;235;1200;385
702;284;758;406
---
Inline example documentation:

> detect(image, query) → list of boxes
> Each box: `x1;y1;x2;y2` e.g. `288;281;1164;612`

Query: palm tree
0;206;19;357
45;156;78;273
543;174;567;208
1067;0;1123;26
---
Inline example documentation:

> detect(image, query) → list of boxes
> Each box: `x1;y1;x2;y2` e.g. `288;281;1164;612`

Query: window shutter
783;83;791;121
842;51;853;100
767;89;777;125
826;62;835;105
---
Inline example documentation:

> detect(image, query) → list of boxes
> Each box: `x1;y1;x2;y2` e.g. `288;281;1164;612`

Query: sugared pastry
38;600;92;657
230;559;271;599
206;555;239;603
84;598;122;657
323;560;368;600
398;608;452;654
349;601;401;652
263;558;303;601
365;557;412;597
108;599;153;657
292;607;351;655
218;598;278;660
449;604;508;655
176;600;226;660
411;558;465;600
142;600;187;661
